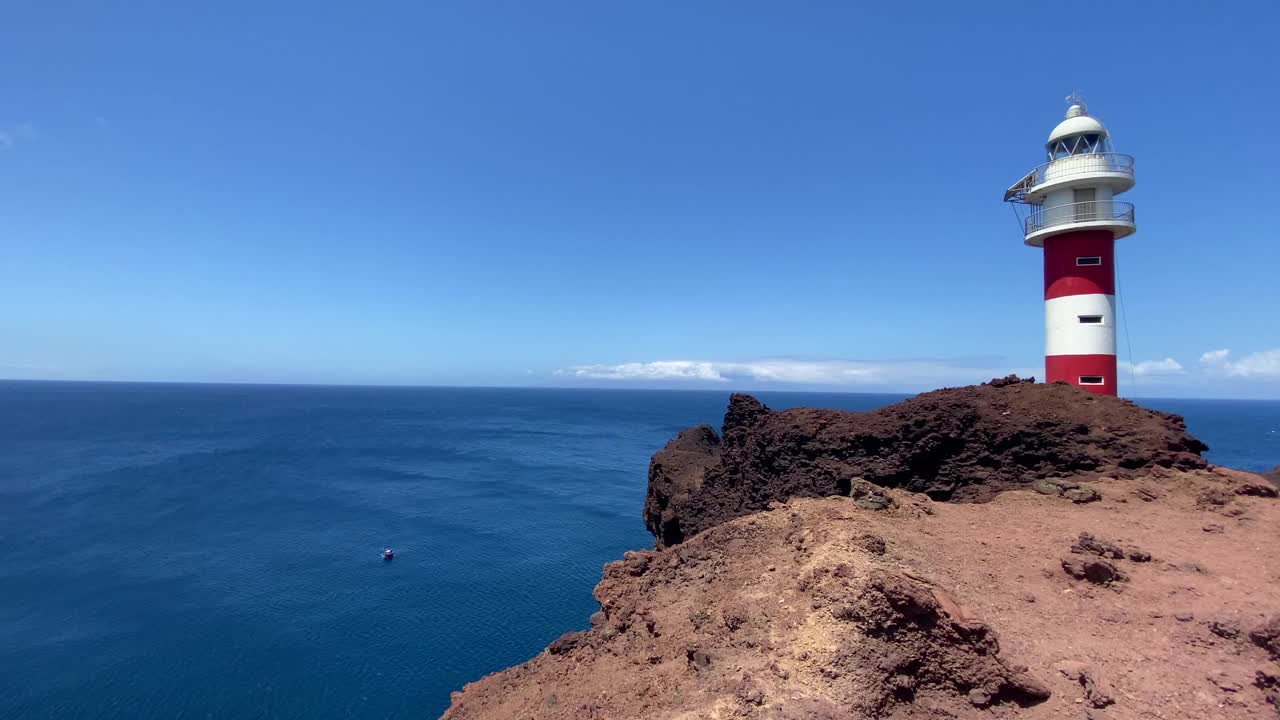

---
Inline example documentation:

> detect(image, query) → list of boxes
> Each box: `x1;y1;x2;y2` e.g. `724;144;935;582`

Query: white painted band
1045;293;1117;356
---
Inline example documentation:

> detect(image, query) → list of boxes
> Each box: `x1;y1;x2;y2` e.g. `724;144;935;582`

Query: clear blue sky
3;2;1277;397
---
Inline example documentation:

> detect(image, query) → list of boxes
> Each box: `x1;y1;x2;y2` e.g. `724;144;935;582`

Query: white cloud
562;361;732;382
1200;349;1231;366
1120;358;1185;377
561;349;1280;391
1200;348;1280;378
557;358;1037;388
0;131;11;150
1229;350;1280;378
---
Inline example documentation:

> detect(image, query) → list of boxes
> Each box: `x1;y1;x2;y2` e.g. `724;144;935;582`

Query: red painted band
1045;354;1118;396
1044;230;1115;300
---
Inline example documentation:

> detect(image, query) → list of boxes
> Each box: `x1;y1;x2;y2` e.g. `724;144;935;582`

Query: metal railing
1029;152;1134;188
1026;200;1135;235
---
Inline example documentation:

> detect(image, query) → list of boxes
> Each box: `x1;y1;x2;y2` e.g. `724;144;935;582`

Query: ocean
1;382;1276;719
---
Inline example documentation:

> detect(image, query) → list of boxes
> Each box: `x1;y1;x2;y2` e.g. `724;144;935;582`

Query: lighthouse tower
1004;96;1135;396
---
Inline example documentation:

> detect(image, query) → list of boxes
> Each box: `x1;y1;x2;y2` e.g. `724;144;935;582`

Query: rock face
1251;616;1280;661
642;425;722;550
441;382;1280;720
645;380;1209;547
444;491;1054;720
443;472;1280;720
1264;465;1280;488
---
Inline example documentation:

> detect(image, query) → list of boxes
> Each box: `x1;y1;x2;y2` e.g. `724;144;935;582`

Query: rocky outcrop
1250;616;1280;661
1264;465;1280;488
642;425;722;549
444;489;1055;719
645;379;1209;547
442;382;1279;720
443;471;1280;719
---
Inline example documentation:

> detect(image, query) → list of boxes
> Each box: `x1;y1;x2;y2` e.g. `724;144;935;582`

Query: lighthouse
1004;96;1135;396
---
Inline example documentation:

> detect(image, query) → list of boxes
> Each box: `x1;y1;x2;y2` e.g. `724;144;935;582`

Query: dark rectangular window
1079;376;1105;385
1076;256;1102;266
1078;315;1103;324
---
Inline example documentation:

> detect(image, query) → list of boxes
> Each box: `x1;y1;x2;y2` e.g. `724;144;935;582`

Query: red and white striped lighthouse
1005;96;1135;396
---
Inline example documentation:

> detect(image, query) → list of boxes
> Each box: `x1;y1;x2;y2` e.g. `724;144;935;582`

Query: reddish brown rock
642;425;721;547
1072;532;1128;560
444;495;1057;720
646;382;1208;547
443;473;1280;720
443;381;1279;720
1062;556;1126;585
1251;616;1280;660
1072;532;1152;563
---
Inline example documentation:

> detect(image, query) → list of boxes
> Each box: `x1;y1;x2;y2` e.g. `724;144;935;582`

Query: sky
2;2;1278;398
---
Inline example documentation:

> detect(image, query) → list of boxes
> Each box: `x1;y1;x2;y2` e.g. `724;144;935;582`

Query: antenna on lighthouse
1065;91;1088;117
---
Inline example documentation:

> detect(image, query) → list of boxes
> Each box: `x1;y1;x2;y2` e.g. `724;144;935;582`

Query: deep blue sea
1;382;1276;719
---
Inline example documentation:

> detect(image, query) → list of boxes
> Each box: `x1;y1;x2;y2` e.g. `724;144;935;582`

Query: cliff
442;383;1280;720
645;379;1208;547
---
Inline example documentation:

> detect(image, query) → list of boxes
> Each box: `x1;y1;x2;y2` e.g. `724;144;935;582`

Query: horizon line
0;376;1270;403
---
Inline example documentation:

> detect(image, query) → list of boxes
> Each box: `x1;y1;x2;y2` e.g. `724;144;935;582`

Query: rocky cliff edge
442;381;1280;720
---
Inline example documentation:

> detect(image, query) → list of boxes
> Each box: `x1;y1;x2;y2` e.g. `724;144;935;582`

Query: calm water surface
0;382;1275;718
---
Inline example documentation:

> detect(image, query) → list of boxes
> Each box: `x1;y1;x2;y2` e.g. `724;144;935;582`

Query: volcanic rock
645;380;1209;547
1251;616;1280;660
642;425;722;548
443;382;1280;720
1072;532;1151;562
443;471;1280;720
444;493;1056;719
1061;556;1126;585
1055;663;1117;708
